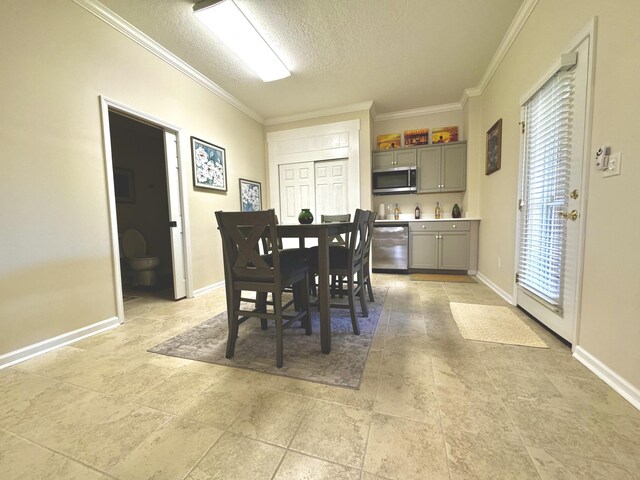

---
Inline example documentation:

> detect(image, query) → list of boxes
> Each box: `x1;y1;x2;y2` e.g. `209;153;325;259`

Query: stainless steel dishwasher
372;223;409;272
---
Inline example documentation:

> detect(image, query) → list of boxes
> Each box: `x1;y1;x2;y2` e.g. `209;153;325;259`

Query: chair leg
226;290;241;359
257;292;268;330
274;291;284;368
347;277;360;335
301;273;312;335
365;265;374;302
357;269;368;317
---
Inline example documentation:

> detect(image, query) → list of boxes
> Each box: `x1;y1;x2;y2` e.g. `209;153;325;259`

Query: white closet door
315;159;348;219
278;162;315;224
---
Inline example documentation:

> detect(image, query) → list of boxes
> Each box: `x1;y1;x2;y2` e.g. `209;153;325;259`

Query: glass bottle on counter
394;203;400;220
435;201;441;219
415;203;421;219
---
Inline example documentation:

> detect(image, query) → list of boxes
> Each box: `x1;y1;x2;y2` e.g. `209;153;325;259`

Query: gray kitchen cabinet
373;148;416;170
417;142;466;193
409;220;478;273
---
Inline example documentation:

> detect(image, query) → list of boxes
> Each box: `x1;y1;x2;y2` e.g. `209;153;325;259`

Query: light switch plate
603;152;622;177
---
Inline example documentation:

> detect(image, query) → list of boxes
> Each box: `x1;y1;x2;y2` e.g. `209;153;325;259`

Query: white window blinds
518;68;575;307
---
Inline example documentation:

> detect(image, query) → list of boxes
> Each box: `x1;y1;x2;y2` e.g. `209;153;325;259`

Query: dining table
277;222;352;354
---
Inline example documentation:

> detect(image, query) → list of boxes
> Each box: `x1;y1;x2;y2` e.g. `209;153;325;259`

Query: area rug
411;273;476;283
149;287;388;389
449;302;548;348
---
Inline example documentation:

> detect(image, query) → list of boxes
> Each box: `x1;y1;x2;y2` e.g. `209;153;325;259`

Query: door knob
558;210;578;221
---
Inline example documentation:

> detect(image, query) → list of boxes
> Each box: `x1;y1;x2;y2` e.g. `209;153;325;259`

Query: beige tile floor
1;274;639;479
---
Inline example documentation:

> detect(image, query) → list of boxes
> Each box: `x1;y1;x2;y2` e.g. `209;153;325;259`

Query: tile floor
1;274;639;479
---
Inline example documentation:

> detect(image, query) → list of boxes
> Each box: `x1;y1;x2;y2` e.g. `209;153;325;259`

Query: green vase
452;204;462;218
298;209;314;224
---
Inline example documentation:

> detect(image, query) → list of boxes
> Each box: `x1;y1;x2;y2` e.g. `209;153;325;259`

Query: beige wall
264;109;373;211
373;109;469;219
0;1;265;355
469;0;640;387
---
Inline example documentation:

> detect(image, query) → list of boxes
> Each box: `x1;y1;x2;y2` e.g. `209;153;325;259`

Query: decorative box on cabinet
409;220;478;274
373;149;416;170
417;142;466;193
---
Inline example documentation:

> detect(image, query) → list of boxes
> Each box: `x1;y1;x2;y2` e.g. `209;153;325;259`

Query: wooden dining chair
215;209;312;368
361;210;376;302
319;213;351;297
309;209;369;335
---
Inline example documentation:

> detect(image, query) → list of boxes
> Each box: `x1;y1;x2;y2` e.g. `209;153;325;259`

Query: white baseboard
193;280;225;298
475;271;514;304
0;317;121;370
573;346;640;411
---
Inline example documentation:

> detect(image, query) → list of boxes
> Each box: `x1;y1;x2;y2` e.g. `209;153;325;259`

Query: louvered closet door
515;39;590;343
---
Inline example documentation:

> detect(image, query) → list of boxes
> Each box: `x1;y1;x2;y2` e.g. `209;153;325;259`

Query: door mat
450;302;548;348
410;274;476;283
149;287;388;389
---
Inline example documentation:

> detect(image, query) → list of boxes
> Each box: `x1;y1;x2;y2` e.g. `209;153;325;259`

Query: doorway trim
512;19;597;348
266;119;361;221
99;96;193;322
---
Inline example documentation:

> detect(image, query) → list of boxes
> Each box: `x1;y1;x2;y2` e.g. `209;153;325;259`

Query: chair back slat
215;210;281;285
321;213;351;247
347;209;369;268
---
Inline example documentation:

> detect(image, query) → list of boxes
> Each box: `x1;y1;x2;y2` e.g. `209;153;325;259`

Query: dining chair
309;209;369;335
361;210;376;302
215;209;312;368
319;213;351;297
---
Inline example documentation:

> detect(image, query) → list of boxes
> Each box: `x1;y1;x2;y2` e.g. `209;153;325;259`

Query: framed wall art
191;136;227;191
239;178;262;212
486;119;502;175
432;126;459;143
376;133;401;150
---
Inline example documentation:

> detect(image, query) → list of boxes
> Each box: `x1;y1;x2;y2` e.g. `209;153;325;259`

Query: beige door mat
410;274;476;283
449;302;548;348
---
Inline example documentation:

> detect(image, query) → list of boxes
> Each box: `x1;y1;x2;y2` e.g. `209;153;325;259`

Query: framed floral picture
486;119;502;175
191;136;227;191
239;178;262;212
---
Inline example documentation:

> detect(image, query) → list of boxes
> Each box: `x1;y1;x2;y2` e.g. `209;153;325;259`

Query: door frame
99;96;193;322
513;19;597;347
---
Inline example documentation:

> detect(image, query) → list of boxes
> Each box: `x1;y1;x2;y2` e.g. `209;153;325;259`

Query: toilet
122;229;160;287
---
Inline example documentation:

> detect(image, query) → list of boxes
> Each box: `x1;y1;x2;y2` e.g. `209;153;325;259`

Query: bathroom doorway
101;97;190;320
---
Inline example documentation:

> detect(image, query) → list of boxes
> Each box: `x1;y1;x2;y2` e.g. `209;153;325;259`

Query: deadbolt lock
570;189;579;200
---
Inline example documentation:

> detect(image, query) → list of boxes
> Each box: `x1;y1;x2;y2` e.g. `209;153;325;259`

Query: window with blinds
517;67;575;308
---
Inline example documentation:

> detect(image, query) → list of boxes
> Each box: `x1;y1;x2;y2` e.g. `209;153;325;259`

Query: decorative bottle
394;203;400;220
298;208;314;224
415;203;421;219
452;203;462;219
435;202;441;219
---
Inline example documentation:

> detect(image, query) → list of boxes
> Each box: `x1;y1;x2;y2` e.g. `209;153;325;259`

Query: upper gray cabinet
417;142;467;193
373;149;417;170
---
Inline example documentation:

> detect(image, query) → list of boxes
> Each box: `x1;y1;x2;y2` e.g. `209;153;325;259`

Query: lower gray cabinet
410;221;477;272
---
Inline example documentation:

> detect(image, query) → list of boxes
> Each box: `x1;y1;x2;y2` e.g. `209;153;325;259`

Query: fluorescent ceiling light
193;0;290;82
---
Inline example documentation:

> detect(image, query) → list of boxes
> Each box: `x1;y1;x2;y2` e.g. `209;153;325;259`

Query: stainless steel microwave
372;166;417;195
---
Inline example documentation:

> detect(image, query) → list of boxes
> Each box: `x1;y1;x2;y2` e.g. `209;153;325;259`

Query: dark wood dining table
277;222;352;354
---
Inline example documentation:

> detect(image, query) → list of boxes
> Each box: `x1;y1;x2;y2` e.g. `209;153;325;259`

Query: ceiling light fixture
193;0;290;82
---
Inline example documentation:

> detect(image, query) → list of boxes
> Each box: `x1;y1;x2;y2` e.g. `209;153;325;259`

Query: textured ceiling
99;0;525;121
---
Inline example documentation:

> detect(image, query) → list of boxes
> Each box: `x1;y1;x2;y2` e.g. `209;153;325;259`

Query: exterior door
278;162;315;224
163;131;186;299
314;159;348;220
516;38;590;342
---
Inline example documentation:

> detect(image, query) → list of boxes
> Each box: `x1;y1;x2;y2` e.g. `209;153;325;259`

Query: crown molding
264;101;374;126
468;0;539;99
72;0;264;124
374;102;462;122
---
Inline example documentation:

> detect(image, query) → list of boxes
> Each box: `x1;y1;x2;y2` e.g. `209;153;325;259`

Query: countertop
375;217;481;224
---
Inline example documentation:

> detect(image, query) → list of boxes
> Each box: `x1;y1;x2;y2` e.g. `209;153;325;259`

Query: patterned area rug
149;286;388;389
410;273;476;283
450;302;548;348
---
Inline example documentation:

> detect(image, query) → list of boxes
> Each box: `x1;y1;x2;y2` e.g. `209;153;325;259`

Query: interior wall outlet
603;152;622;177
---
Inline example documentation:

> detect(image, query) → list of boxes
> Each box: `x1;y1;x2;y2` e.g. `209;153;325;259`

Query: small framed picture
191;136;227;191
377;133;401;150
239;178;262;212
113;168;135;203
486;119;502;175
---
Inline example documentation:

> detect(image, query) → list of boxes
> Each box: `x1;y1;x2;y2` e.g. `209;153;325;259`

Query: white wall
469;0;640;390
0;1;265;356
